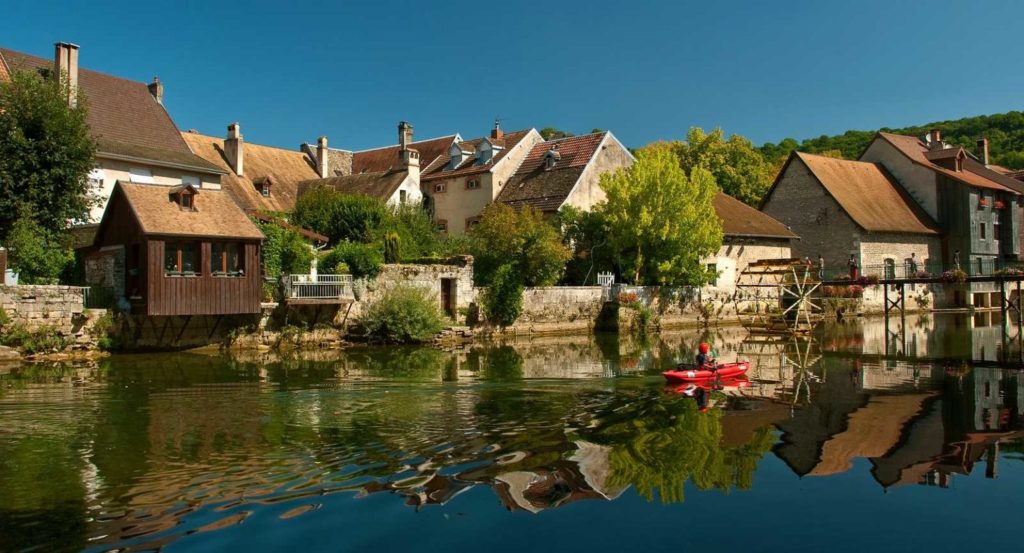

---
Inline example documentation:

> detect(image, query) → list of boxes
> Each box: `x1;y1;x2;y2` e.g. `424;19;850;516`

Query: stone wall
0;285;100;346
84;246;126;299
346;258;476;324
509;286;607;333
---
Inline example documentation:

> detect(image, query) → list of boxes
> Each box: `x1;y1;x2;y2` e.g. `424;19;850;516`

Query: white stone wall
518;286;606;326
857;235;942;310
90;156;221;222
707;241;793;292
349;259;475;322
386;173;424;207
562;134;634;212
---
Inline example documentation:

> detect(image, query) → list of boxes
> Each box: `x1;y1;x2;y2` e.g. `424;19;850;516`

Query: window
261;183;271;197
434;182;447;193
180;193;194;210
212;242;244;277
182;175;200;188
88;165;104;190
129;167;155;184
436;220;448;233
465;217;481;232
466;178;481;190
884;258;895;280
399;189;407;203
979;222;986;240
978;257;985;276
164;242;200;276
994;222;1001;241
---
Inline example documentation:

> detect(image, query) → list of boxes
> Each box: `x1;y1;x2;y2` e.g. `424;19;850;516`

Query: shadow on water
1;312;1024;551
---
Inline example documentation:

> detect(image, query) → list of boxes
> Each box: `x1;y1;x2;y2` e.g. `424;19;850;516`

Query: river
1;313;1023;552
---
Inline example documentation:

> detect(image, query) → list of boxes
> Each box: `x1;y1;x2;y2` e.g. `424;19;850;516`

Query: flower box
995;200;1007;209
979;198;991;208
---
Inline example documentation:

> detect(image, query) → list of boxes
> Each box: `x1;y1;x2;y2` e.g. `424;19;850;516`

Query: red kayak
662;361;749;382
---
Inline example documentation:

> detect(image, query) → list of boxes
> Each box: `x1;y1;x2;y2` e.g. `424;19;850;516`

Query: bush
469;203;570;286
320;241;383;278
90;311;121;351
360;285;448;343
258;222;315;277
0;323;68;354
3;215;74;284
293;189;388;244
481;264;524;327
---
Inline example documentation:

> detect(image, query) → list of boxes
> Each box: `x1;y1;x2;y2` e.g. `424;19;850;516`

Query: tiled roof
250;212;328;243
422;129;533;181
111;182;264;240
181;131;319;213
0;47;222;174
713;192;797;239
876;132;1018;194
297;170;409;201
0;52;9;82
351;135;457;174
796;152;940;235
495;132;608;212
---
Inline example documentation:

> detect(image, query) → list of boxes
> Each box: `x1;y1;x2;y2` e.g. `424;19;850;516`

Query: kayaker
695;342;716;369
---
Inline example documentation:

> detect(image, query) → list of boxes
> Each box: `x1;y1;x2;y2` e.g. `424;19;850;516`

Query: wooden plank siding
145;239;262;316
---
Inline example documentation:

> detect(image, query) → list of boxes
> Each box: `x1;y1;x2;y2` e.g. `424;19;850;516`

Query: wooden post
883;283;890;328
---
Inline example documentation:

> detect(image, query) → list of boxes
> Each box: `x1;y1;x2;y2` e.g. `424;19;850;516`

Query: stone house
708;192;797;290
298;122;437;207
0;43;226;222
496;131;634;216
763;151;943;281
421;122;544;234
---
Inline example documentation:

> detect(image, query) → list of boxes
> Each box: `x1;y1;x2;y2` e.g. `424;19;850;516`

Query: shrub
383;232;401;263
0;323;68;355
293;189;389;244
90;311;121;351
320;241;383;278
3;215;74;284
258;222;315;277
481;264;524;327
469;203;570;286
360;285;448;343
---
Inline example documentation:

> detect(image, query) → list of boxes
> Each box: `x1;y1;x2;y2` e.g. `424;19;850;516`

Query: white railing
286;274;354;301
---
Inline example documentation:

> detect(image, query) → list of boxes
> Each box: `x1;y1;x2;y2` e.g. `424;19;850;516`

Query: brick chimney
398;121;413;150
53;42;79;108
316;136;330;178
148;76;164;105
225;123;244;176
491;118;504;140
976;138;990;166
928;129;943;150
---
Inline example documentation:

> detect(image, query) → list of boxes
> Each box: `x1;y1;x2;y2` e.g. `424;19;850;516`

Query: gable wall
563;137;633;212
860;139;938;221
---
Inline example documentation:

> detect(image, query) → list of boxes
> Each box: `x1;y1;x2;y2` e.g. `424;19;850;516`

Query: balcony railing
285;274;354;302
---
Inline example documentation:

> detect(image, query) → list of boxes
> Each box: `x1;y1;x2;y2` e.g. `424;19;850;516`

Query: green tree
257;222;314;277
3;214;74;284
292;188;388;244
0;70;97;237
556;206;614;285
672;127;776;206
599;143;722;286
539;127;574;140
319;241;383;278
480;264;524;326
469;203;571;286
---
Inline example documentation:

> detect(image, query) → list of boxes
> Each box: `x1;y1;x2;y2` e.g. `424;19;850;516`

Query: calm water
2;313;1024;552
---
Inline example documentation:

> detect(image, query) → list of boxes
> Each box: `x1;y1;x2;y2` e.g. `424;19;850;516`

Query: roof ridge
349;134;459;154
0;47;157;89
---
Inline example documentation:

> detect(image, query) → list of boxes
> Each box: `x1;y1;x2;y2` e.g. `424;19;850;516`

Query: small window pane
129;167;155;184
182;175;200;188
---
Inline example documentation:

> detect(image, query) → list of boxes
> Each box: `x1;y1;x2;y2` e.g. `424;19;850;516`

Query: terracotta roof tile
877;132;1018;194
515;132;607;173
113;182;264;240
422;129;534;181
494;133;607;212
297;171;409;201
352;135;456;174
797;152;940;235
0;47;222;173
714;192;797;239
181;131;319;212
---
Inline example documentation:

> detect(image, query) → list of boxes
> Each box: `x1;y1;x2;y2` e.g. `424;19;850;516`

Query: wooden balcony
283;274;354;304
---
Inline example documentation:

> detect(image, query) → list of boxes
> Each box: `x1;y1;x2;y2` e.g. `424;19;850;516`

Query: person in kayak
695;342;716;369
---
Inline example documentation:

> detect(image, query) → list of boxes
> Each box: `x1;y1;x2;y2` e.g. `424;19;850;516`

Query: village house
420;122;544;233
82;181;264;318
765;130;1024;308
496;131;634;216
0;43;226;221
707;192;797;290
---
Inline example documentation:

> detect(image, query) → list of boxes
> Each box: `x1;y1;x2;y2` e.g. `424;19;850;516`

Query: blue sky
4;0;1023;150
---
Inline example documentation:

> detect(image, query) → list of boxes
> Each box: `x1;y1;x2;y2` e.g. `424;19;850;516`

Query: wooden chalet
86;181;265;316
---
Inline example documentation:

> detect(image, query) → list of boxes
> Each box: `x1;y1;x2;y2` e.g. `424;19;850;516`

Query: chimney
977;138;990;166
225;123;244;176
53;42;79;108
148;76;164;105
928;129;943;150
316;136;330;178
398;121;413;150
491;118;504;140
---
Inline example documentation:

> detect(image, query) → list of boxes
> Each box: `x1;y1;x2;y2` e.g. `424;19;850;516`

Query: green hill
760;111;1024;170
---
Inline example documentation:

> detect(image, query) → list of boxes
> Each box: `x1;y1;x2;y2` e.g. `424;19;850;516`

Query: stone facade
562;135;634;212
512;287;607;333
347;258;476;323
707;240;793;291
84;246;126;299
0;285;102;346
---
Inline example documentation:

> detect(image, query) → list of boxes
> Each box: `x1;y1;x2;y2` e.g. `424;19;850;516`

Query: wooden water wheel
734;258;822;334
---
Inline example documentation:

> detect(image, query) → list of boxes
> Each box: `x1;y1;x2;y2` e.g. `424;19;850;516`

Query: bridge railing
819;259;1024;282
285;274;354;301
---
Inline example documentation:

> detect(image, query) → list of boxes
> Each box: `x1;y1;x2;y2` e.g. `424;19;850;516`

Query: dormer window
254;176;273;198
544;145;562;170
181;194;194;209
449;142;471;169
466;178;481;190
170;184;198;211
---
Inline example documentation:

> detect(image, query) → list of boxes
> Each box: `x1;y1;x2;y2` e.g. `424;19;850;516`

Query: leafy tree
360;285;448;343
3;214;74;284
672;127;776;206
556;206;615;285
292;188;388;244
539;127;575;140
599;143;722;286
0;70;97;237
319;241;383;278
480;264;524;326
257;222;314;277
371;203;442;260
468;203;570;286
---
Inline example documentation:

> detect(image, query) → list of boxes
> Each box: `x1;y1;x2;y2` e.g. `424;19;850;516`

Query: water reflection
0;314;1023;552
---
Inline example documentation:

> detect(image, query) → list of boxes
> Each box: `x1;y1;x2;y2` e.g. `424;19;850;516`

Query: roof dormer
253;176;273;198
544;144;562;170
170;184;199;211
449;142;472;169
477;138;504;163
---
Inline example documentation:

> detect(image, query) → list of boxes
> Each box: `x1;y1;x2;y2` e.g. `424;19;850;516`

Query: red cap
699;342;710;353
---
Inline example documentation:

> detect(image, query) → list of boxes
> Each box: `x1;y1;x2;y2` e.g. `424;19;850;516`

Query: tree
0;70;97;238
539;127;574;140
480;264;524;326
257;222;315;277
468;203;571;286
556;205;614;285
3;214;74;284
599;143;722;286
292;188;388;244
672;127;775;206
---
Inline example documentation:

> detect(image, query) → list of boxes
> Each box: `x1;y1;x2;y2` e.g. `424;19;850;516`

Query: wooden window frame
433;182;447;194
465;217;481;232
211;242;245;278
436;219;448;233
164;241;200;277
466;178;481;190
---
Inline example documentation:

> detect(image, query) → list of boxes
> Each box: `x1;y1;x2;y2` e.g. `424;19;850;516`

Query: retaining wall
0;285;100;346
